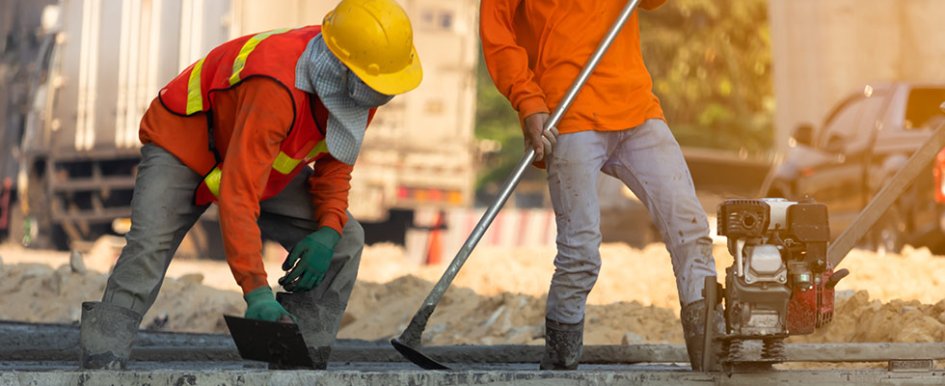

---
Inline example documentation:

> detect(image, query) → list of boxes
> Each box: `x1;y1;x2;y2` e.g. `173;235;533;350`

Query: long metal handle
397;0;643;347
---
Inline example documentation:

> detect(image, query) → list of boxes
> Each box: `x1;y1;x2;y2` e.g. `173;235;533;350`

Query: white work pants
546;119;717;324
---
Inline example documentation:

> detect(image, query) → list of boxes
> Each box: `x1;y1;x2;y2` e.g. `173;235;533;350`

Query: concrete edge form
1;369;944;386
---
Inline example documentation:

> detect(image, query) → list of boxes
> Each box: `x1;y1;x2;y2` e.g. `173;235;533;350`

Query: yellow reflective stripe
272;152;301;174
306;140;328;159
272;140;328;174
228;28;291;86
185;58;206;114
204;166;222;197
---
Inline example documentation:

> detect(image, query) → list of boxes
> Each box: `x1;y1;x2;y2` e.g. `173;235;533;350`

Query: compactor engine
715;198;847;363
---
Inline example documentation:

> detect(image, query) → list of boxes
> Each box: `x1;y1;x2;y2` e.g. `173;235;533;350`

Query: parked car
768;83;945;254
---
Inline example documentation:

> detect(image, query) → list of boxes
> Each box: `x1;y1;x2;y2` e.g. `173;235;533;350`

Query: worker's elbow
641;0;667;11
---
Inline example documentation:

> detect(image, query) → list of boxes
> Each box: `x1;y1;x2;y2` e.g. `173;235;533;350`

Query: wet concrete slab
1;367;945;386
2;322;944;385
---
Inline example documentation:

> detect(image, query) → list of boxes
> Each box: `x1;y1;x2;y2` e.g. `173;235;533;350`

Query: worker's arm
272;154;354;293
479;0;549;122
217;78;293;296
307;156;353;234
480;0;556;162
641;0;667;10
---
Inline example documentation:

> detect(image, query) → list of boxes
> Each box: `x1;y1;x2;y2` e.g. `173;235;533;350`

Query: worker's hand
244;286;294;322
523;112;557;162
279;227;340;292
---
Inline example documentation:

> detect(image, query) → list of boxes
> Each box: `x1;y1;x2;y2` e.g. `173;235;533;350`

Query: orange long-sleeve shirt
480;0;667;134
140;78;352;295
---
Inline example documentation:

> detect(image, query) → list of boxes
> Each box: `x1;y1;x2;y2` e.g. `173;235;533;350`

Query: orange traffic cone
425;210;446;265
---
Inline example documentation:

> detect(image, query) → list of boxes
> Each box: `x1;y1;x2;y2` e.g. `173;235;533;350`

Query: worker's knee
552;252;602;283
341;216;365;246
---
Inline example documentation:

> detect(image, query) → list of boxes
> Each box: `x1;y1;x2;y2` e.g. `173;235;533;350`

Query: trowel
223;314;313;369
225;258;348;369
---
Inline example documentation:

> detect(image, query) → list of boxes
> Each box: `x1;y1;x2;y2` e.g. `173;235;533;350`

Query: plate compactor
704;198;849;370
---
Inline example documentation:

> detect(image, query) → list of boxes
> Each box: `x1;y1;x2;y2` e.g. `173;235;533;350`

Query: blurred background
2;0;945;259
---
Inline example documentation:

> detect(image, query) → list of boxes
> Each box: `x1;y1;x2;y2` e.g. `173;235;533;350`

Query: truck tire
6;199;26;246
872;206;906;255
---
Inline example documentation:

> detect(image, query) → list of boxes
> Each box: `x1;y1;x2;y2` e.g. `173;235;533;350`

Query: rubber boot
539;318;584;370
680;299;723;372
276;257;353;370
79;301;142;370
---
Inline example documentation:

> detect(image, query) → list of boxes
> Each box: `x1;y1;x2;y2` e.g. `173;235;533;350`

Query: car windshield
905;87;945;129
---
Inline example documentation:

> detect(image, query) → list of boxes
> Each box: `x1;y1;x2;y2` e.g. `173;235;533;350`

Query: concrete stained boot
680;299;724;372
539;318;584;370
276;257;355;370
79;301;142;370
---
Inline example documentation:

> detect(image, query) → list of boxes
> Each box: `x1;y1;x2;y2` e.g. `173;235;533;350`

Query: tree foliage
640;0;773;154
474;0;773;190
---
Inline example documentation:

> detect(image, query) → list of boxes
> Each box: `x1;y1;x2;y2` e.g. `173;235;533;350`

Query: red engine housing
786;269;835;335
935;148;945;203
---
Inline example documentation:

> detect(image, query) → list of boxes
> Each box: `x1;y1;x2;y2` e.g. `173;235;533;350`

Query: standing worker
79;0;422;370
480;0;721;371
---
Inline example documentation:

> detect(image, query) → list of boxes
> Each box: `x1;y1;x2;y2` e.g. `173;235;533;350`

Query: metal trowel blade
224;314;313;368
391;338;450;370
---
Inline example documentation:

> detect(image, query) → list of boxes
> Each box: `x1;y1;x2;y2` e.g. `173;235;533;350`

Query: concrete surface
1;367;945;386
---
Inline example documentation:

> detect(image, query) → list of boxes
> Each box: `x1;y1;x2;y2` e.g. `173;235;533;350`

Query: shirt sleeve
480;0;550;122
217;78;292;295
641;0;667;10
308;156;352;234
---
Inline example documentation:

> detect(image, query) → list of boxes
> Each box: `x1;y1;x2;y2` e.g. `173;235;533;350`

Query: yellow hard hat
322;0;422;95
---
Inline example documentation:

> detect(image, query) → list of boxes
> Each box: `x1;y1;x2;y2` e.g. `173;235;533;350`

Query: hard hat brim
346;46;423;96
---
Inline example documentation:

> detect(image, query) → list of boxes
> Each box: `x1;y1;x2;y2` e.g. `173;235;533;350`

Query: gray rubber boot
539;318;584;370
79;301;142;370
276;230;362;370
680;299;723;371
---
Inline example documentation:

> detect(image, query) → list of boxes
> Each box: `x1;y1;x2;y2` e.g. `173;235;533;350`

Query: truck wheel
873;207;906;255
6;199;26;246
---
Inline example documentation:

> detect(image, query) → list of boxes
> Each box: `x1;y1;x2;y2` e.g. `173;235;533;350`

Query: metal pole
395;0;644;351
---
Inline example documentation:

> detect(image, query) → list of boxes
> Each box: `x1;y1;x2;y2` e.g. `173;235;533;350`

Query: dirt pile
0;262;243;333
1;240;944;345
793;290;945;344
338;276;681;345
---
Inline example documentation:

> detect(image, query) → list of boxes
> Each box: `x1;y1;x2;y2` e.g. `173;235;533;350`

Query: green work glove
278;227;340;292
244;286;293;322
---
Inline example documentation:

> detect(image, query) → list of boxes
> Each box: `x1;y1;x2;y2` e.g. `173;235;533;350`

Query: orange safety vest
158;25;374;205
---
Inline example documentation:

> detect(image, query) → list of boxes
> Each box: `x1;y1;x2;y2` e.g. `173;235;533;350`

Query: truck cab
768;83;945;253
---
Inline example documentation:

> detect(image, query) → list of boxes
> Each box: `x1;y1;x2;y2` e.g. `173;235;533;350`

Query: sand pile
357;243;945;312
0;262;242;333
0;240;943;345
339;276;681;345
793;290;945;344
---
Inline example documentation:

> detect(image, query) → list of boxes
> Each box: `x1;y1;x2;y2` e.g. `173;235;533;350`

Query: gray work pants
546;119;716;324
102;144;363;343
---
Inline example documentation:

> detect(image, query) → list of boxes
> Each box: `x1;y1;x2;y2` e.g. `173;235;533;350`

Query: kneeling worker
79;0;422;370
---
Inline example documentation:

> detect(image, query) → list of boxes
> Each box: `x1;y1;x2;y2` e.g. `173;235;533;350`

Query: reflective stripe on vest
201;140;328;200
229;28;291;86
204;167;223;197
185;58;206;114
184;28;292;114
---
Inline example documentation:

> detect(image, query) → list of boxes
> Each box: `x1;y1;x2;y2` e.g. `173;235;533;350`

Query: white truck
0;0;478;255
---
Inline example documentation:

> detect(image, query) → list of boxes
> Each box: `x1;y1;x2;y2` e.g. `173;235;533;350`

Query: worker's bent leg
543;131;611;370
602;119;716;306
84;144;207;369
602;119;720;370
259;169;364;368
102;144;208;312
